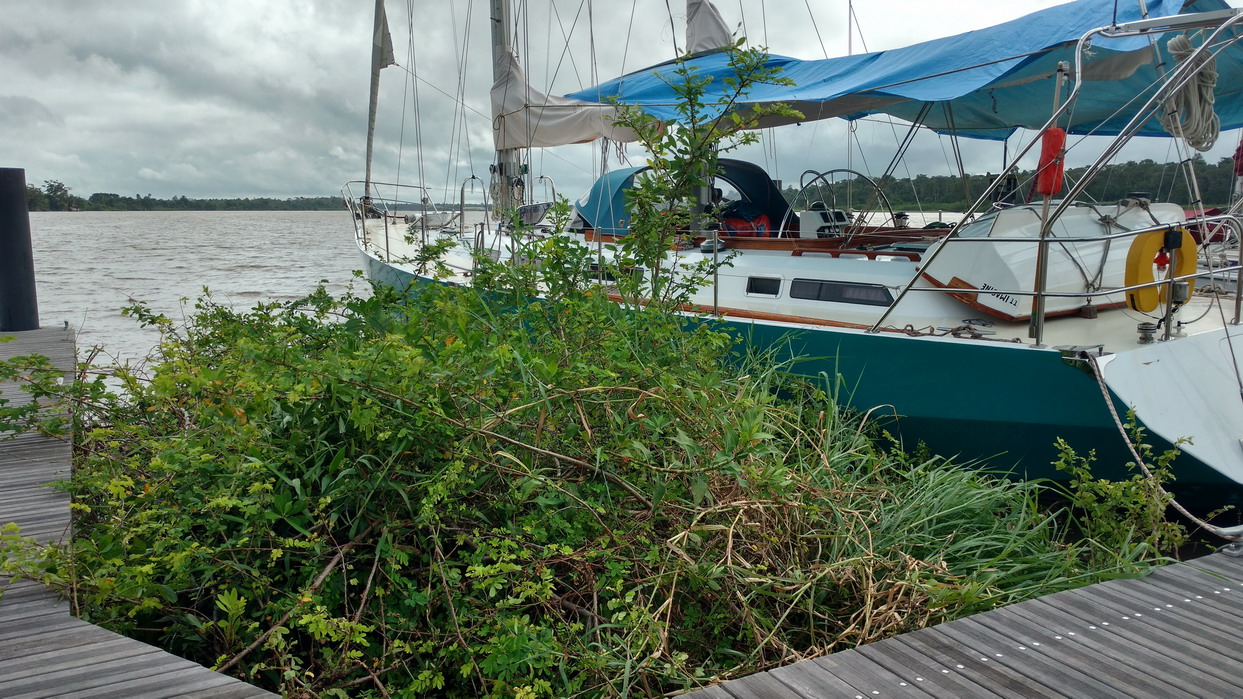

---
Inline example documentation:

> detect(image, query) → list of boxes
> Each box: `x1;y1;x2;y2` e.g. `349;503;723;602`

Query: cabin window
746;277;782;296
789;278;893;306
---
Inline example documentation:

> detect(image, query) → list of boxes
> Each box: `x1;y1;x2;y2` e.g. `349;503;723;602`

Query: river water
27;211;364;365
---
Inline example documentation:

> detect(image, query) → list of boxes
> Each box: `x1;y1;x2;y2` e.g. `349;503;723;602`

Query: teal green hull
737;322;1219;485
362;251;1228;491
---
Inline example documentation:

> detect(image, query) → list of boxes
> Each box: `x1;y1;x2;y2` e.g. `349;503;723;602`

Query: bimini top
566;0;1243;140
573;158;789;235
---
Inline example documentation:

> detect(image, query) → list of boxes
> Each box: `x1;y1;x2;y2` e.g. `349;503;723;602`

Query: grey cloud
0;95;64;127
0;1;1236;202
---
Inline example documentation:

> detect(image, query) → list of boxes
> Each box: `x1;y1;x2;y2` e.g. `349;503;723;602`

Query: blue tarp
566;0;1243;140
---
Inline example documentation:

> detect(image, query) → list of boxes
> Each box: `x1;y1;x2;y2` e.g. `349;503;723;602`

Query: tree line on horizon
25;154;1240;214
25;180;343;212
780;153;1238;211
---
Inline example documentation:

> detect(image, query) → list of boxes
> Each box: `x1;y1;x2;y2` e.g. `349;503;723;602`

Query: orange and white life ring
1124;227;1196;312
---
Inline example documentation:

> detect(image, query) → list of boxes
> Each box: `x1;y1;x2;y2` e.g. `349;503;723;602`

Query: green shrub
0;283;1160;697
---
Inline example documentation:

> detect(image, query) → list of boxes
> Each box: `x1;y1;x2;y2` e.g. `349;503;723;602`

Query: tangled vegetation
1;281;1179;697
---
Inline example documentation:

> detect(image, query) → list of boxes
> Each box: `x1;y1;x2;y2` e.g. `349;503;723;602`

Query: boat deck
690;550;1243;697
0;327;275;698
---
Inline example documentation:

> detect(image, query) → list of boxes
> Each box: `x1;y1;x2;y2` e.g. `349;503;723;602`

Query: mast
365;0;395;201
491;0;524;214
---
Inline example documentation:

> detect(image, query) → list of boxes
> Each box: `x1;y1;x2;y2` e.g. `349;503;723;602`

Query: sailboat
345;0;1243;495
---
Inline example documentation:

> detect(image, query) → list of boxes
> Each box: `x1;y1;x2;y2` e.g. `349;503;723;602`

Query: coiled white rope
1160;33;1220;152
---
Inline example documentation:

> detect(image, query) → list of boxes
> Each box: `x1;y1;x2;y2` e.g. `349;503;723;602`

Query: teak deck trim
0;327;275;699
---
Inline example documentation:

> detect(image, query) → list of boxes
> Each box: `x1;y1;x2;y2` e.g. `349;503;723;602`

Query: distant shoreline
29;204;494;213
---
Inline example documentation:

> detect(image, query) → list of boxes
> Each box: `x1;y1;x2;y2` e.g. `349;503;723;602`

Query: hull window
746;277;782;296
790;278;893;306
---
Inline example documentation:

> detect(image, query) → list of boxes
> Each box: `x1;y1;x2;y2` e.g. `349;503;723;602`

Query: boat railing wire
343;180;471;262
903;213;1242;325
871;9;1243;335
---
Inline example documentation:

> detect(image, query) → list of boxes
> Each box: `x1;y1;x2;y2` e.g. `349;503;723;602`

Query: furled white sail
364;0;396;198
686;0;733;54
490;52;638;150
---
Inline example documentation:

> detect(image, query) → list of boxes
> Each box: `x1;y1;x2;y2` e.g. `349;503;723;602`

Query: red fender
1035;128;1066;196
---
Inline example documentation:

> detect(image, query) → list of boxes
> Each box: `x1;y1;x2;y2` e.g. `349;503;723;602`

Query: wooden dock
0;327;275;698
692;550;1243;698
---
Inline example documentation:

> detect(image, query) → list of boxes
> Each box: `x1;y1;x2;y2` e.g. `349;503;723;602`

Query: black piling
0;167;39;331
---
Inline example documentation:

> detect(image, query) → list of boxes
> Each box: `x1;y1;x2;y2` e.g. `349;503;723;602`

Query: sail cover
566;0;1243;140
686;0;733;54
491;52;639;150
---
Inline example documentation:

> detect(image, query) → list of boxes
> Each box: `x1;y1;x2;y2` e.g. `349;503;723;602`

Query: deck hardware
1137;321;1158;343
938;325;997;336
1171;280;1192;304
1058;345;1107;374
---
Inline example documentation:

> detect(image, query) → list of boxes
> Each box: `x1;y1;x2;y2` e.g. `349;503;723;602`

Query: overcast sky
2;0;1239;202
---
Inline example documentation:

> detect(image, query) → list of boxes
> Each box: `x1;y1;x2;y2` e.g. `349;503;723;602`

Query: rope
1159;33;1220;152
1084;353;1243;541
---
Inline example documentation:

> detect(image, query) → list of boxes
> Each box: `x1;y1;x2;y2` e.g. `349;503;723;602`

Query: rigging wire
589;0;601;177
760;0;768;47
803;0;828;58
522;0;535;183
663;0;680;58
848;1;869;52
398;0;427;200
735;0;748;44
619;1;638;77
879;105;933;216
942;104;971;205
539;0;589;106
458;1;478;198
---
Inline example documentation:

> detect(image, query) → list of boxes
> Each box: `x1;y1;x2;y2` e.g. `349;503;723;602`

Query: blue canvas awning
566;0;1243;140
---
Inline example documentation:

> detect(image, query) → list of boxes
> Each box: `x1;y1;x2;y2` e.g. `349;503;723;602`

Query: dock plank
690;552;1243;697
1;328;276;698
